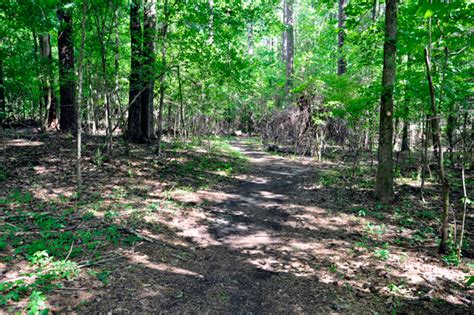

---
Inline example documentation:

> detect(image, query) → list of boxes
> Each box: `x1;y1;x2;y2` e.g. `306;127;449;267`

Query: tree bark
0;58;5;123
156;0;169;154
337;0;347;75
76;0;87;198
141;0;156;142
284;0;294;95
208;0;214;45
424;47;451;254
57;2;77;132
127;0;144;142
247;23;254;56
177;65;186;138
39;34;58;128
401;120;410;151
374;0;397;202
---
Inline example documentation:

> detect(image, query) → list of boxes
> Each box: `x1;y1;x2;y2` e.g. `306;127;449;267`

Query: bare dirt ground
1;130;472;314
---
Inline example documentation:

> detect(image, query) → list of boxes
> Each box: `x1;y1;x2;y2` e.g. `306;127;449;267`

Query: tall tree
76;0;87;197
156;0;169;154
374;0;397;201
127;0;144;142
39;34;57;128
0;58;4;123
57;2;76;132
141;0;156;142
425;46;451;254
337;0;346;75
284;0;294;94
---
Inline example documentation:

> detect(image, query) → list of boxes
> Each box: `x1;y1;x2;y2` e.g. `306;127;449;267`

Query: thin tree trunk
76;0;87;198
374;0;397;202
177;65;186;138
208;0;214;45
39;34;58;128
57;2;77;132
156;0;169;155
282;0;287;62
337;0;347;75
32;31;44;126
401;120;409;151
247;23;254;56
284;0;294;95
0;58;4;123
424;47;450;254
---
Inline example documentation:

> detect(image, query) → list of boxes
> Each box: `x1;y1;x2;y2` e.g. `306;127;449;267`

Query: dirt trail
77;140;467;314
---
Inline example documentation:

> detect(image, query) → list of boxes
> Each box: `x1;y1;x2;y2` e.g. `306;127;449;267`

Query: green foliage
374;248;390;261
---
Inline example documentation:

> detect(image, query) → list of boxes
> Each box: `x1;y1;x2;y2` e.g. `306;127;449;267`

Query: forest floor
1;128;473;314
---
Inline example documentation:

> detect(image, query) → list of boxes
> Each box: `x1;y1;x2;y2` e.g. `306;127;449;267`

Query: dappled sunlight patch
125;252;203;278
223;231;281;249
6;139;44;147
234;174;269;184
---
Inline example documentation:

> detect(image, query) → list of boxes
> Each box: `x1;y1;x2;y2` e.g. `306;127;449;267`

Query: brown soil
1;130;472;314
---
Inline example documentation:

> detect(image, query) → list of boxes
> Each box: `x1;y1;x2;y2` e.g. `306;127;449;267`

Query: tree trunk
337;0;347;75
248;23;254;56
76;0;87;197
424;46;451;254
208;0;214;45
57;3;77;132
39;34;58;128
401;120;410;151
374;0;397;202
32;32;44;124
177;65;186;138
156;1;169;154
127;0;144;142
141;0;156;142
284;0;294;95
0;58;5;123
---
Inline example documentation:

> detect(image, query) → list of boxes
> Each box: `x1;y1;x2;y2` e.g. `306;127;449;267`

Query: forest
0;0;472;313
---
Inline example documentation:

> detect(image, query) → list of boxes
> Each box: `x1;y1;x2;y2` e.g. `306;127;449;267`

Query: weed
374;248;390;261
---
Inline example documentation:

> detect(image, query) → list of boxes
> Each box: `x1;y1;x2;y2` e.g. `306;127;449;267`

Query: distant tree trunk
141;0;156;142
0;58;4;123
39;34;58;128
57;3;77;132
372;0;378;21
282;0;287;62
425;46;451;254
32;31;44;124
156;1;169;154
337;0;347;75
208;0;214;45
114;8;120;110
401;120;410;151
284;0;294;95
248;23;254;56
128;0;144;142
374;0;397;202
177;65;186;138
76;0;87;197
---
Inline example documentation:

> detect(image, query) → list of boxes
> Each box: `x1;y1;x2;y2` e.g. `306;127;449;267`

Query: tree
127;0;143;142
0;57;4;123
337;0;346;75
374;0;397;202
57;1;76;132
284;0;294;95
39;34;57;128
141;0;156;142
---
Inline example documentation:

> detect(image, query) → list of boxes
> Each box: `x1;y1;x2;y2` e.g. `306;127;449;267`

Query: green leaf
424;9;434;18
